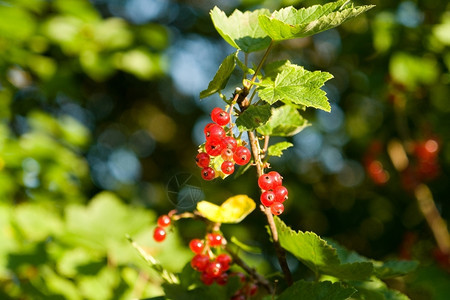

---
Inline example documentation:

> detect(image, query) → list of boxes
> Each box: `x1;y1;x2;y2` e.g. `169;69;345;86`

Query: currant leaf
257;63;333;111
235;104;272;131
267;141;293;157
258;1;375;41
200;51;237;99
277;280;356;300
257;105;309;137
210;7;272;53
197;195;256;224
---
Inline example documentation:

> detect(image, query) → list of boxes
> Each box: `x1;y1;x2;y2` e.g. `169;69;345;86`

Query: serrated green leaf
350;278;410;300
274;217;373;280
267;141;293;157
258;1;375;41
278;280;356;300
257;105;309;137
200;51;237;99
197;195;256;224
326;238;418;279
258;63;333;111
210;7;272;53
235;104;272;131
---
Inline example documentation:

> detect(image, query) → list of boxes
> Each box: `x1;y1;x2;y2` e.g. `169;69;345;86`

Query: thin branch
225;245;274;294
247;131;293;286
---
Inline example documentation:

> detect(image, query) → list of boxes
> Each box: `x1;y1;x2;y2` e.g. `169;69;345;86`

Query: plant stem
247;131;293;286
225;245;274;294
250;40;274;86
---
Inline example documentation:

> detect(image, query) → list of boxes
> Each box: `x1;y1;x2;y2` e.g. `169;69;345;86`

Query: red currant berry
260;190;276;207
216;253;232;270
204;123;215;135
189;239;205;254
205;138;223;156
157;215;171;227
232;272;246;283
191;254;209;271
221;148;234;161
258;173;276;190
222;136;237;151
195;152;210;168
201;167;215;181
233;146;251;165
207;233;223;247
205;124;225;140
270;202;284;215
231;294;246;300
153;226;166;242
211;107;230;126
268;171;282;187
221;161;235;175
246;283;258;296
205;261;223;278
200;271;215;285
215;272;229;285
274;185;288;203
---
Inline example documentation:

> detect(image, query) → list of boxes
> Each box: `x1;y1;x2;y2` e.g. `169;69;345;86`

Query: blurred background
1;0;449;299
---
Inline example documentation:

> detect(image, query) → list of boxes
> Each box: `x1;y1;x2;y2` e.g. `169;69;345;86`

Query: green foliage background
0;0;449;299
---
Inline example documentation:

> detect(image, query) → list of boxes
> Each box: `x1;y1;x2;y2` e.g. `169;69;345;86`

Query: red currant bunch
153;214;172;242
258;171;288;215
195;107;251;181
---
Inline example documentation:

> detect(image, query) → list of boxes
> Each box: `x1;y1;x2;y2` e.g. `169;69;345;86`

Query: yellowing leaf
197;195;255;224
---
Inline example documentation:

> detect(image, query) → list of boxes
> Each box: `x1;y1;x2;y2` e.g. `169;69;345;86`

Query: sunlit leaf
197;195;256;223
267;141;293;157
278;280;356;300
235;104;272;131
210;7;272;53
200;51;237;99
274;217;373;280
257;105;309;136
350;278;410;300
257;63;333;111
258;1;375;41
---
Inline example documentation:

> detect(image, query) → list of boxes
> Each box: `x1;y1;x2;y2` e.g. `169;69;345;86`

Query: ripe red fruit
268;171;282;187
216;253;232;270
221;161;235;175
189;239;205;254
153;226;166;242
246;283;258;296
205;124;225;140
233;146;251;165
191;254;209;271
205;138;223;156
258;173;276;190
157;215;171;227
200;271;215;285
207;233;223;247
222;136;237;151
205;261;223;278
221;148;234;161
270;202;284;215
195;152;210;168
274;186;288;203
215;272;229;285
260;190;276;207
211;107;230;126
201;167;215;180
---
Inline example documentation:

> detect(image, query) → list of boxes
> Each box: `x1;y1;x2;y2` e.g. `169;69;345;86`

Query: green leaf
235;104;272;131
210;7;272;53
274;217;373;280
258;63;333;111
278;280;356;300
197;195;256;223
257;105;309;137
326;238;418;279
267;141;293;157
258;1;375;41
230;236;262;254
200;51;237;99
350;278;410;300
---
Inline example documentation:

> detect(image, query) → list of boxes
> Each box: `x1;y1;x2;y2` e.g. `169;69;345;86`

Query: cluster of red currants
153;215;171;242
258;171;288;215
189;233;233;285
230;275;258;300
196;107;251;180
